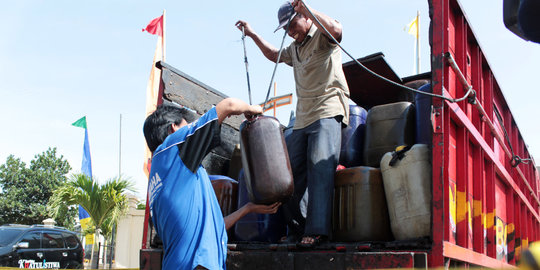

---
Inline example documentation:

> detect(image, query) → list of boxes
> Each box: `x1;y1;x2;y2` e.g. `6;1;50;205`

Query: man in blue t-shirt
143;98;280;270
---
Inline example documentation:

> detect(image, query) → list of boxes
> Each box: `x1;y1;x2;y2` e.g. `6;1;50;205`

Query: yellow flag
80;218;94;245
406;15;418;38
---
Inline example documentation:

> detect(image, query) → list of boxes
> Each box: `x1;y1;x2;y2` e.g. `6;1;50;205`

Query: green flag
72;116;87;129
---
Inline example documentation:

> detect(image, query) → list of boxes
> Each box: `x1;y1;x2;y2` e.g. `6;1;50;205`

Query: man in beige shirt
236;0;349;247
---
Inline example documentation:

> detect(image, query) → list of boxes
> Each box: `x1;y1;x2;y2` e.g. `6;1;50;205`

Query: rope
494;106;531;167
300;1;534;169
241;27;253;105
300;0;474;103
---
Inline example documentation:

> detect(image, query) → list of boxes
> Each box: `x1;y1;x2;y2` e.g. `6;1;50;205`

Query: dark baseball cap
274;1;296;33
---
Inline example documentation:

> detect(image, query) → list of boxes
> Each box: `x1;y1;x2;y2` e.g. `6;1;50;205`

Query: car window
64;234;80;249
0;228;24;247
20;232;41;249
42;232;64;248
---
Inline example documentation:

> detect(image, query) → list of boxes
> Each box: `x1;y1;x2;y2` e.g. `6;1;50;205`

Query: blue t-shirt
148;107;227;270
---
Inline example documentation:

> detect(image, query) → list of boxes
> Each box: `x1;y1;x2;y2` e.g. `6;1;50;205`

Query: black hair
143;104;196;152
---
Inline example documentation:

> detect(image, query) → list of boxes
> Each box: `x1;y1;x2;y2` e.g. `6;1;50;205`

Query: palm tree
48;173;135;268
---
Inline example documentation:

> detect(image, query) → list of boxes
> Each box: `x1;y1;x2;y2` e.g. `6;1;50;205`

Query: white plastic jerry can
380;144;431;240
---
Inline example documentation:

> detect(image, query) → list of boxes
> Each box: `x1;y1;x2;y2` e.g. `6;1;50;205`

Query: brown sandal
279;234;298;244
297;235;327;248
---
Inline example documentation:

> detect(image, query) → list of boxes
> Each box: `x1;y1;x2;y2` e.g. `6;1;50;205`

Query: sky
0;1;538;200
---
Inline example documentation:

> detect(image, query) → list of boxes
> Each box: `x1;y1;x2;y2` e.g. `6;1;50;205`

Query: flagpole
119;114;122;177
142;12;165;177
162;9;166;61
416;10;420;74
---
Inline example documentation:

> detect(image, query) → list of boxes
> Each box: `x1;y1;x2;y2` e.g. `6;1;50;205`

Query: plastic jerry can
283;112;295;139
332;166;393;242
415;83;432;145
380;144;431;240
234;169;287;243
363;102;415;167
404;79;430;90
340;105;368;167
240;115;294;204
209;175;239;217
227;144;243;181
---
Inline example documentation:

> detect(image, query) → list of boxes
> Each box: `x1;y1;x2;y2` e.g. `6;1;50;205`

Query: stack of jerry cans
332;101;420;242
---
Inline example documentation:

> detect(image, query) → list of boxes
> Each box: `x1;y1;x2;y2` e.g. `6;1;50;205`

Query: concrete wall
114;195;145;268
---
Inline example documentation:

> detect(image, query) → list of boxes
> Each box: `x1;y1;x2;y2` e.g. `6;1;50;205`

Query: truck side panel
140;0;540;268
431;0;539;267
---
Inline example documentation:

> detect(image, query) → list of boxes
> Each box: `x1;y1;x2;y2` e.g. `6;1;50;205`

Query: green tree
136;201;146;210
0;147;75;228
48;173;135;267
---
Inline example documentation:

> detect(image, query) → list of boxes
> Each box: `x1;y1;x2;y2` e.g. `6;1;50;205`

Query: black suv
0;224;83;269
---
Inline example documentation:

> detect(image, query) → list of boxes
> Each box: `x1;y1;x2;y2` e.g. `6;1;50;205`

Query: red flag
142;15;163;36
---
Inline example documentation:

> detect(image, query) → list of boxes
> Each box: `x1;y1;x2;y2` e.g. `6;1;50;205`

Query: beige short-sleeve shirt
280;25;350;129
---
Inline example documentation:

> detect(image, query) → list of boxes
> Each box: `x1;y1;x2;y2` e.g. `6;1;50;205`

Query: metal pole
119;114;122;177
109;226;116;269
241;26;253;105
101;242;105;266
416;10;420;74
162;10;166;61
273;82;277;117
93;242;101;269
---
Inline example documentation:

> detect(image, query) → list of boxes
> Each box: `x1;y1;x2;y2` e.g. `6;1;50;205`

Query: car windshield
0;228;24;246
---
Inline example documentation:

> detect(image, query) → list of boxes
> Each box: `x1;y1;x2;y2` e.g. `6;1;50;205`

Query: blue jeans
283;117;341;237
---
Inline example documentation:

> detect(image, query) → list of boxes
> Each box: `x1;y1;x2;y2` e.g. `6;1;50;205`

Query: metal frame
431;0;539;267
